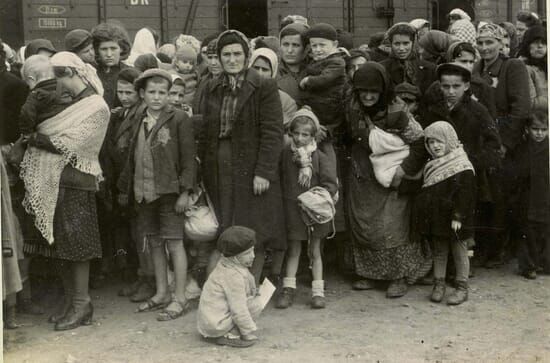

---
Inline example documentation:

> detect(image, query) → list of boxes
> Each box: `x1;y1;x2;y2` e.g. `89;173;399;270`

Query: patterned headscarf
449;19;477;46
477;23;507;41
50;51;104;96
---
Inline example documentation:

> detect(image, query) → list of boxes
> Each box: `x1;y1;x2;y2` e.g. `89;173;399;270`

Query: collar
482;55;504;76
221;72;245;90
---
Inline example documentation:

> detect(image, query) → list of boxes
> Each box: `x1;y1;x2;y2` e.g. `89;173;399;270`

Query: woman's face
220;43;246;74
97;40;121;67
359;90;381;107
280;34;305;66
391;34;413;60
206;54;222;76
500;37;511;57
476;37;500;61
427;138;447;158
529;39;547;59
77;44;96;64
252;57;272;79
453;51;476;72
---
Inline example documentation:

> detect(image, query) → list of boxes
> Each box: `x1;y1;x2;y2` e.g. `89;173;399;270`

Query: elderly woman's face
97;40;121;67
207;53;222;76
77;44;95;64
220;43;246;74
359;90;381;107
476;37;501;61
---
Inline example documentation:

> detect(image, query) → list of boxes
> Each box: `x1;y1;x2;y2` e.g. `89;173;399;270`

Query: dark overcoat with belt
198;69;286;250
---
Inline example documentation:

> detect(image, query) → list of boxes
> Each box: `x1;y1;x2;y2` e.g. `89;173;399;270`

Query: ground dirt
3;262;550;363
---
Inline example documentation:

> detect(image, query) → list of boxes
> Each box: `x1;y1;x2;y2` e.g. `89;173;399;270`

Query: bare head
21;54;55;89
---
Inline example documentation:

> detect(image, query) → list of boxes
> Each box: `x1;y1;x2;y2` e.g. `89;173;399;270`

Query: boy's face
117;80;139;108
453;51;475;72
440;74;469;108
391;34;413;60
252;57;272;79
174;59;194;74
291;122;315;148
237;247;255;268
77;44;95;64
168;84;185;107
358;90;380;107
220;43;246;74
207;54;222;76
427;138;447;158
527;120;548;143
97;40;121;67
476;37;500;61
280;34;305;65
309;37;338;61
139;80;170;111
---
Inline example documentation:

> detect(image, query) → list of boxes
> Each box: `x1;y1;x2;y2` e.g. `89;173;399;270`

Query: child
276;107;338;310
117;68;197;321
172;45;199;106
299;23;346;133
417;121;476;305
169;74;192;116
109;68;156;303
511;111;549;279
19;54;71;136
198;226;262;348
394;82;420;116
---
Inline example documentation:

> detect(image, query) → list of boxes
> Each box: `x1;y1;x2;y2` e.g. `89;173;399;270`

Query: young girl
276;107;338;310
417;121;476;306
197;226;262;348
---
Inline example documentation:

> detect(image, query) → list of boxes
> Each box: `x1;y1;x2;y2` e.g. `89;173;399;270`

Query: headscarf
386;23;418;84
24;39;56;59
423;121;474;188
216;29;251;89
410;19;430;31
518;24;547;75
126;28;158;67
418;30;457;64
352;61;392;116
449;19;477;46
174;34;201;54
249;47;279;78
449;8;471;22
50;51;104;96
499;22;519;55
477;23;507;41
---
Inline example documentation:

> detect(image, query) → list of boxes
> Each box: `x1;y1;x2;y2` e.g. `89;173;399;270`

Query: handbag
184;184;219;242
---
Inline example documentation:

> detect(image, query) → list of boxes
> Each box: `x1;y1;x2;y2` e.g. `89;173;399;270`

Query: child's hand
253;176;270;195
299;77;309;89
241;334;258;341
451;220;462;232
175;191;190;214
298;167;312;188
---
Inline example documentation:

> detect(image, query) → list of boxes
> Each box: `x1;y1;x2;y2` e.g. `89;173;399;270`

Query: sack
297;186;335;226
184;184;219;242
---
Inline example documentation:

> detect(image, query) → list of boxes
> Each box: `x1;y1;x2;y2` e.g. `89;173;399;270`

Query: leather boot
430;279;446;303
54;302;93;331
386;278;408;298
275;287;295;309
4;305;18;329
48;298;72;324
447;281;468;305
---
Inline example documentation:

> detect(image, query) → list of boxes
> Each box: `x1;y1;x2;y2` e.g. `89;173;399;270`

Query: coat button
357;137;362;141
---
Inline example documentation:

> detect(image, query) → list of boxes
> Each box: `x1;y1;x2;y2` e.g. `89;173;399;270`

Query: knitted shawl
20;94;110;243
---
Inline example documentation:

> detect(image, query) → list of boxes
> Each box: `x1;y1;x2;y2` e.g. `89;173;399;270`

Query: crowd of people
0;8;548;348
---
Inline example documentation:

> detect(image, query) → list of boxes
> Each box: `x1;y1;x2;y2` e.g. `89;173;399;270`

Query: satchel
184;184;219;242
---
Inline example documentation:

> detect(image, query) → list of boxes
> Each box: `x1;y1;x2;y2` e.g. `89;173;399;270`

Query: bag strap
201;181;219;226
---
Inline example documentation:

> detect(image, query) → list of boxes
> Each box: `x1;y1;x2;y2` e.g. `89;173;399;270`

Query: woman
20;52;109;331
518;24;547;112
198;30;285;284
418;30;457;65
126;27;159;67
449;19;477;46
380;23;437;95
344;62;429;297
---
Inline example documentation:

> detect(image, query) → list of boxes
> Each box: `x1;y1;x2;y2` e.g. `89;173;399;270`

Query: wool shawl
20;94;110;243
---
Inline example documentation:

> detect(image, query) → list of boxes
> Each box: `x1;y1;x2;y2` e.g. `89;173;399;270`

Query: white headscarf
126;28;158;67
50;51;104;96
449;8;471;22
249;47;279;78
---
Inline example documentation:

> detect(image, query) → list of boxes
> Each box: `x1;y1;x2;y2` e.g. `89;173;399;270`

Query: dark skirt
23;187;102;262
217;138;235;231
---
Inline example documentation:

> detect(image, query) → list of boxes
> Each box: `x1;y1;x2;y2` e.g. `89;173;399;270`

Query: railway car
0;0;546;50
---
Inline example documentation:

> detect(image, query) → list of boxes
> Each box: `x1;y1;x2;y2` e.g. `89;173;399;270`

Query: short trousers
136;194;185;243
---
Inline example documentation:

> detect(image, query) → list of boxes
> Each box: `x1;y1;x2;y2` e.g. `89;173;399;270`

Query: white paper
257;278;276;310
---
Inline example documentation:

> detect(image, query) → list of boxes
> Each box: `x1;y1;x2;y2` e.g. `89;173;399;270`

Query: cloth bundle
369;126;411;188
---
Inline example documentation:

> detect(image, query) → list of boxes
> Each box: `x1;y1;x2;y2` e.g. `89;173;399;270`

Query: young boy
511;111;549;279
118;68;197;321
172;45;199;106
394;82;420;116
299;23;346;134
19;54;72;136
169;75;192;116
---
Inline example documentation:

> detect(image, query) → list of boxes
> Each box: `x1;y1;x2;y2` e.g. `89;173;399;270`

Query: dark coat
281;144;338;241
473;55;531;150
97;62;130;109
508;136;549;225
198;69;286;250
419;89;502;172
118;106;197;199
0;70;29;145
276;61;303;101
299;53;347;130
379;56;437;96
416;170;477;240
